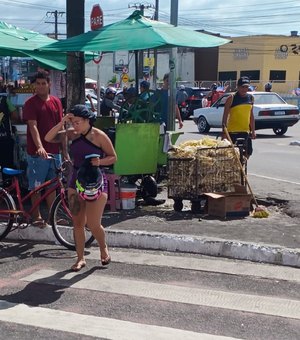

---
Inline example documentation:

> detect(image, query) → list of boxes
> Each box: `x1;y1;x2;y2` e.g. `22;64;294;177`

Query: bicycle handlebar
46;153;72;174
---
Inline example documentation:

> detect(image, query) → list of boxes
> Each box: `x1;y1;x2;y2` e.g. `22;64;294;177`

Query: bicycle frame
0;169;67;223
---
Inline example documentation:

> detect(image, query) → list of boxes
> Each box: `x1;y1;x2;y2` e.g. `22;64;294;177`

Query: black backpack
0;95;12;139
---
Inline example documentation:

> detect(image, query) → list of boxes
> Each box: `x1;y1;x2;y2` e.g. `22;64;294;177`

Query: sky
0;0;299;38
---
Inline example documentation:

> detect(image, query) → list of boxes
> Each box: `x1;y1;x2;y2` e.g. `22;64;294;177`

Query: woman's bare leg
68;188;87;271
86;193;110;262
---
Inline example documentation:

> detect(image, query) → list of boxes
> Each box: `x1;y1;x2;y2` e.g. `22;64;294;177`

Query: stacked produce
168;137;231;159
168;137;242;198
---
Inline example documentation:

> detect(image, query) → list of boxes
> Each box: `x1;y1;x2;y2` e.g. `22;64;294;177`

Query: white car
193;92;300;135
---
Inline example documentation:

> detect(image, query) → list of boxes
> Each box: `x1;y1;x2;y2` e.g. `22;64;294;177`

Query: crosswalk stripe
22;269;300;320
87;249;300;283
0;300;239;340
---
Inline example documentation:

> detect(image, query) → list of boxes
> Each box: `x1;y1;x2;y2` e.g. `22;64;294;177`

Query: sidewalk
7;189;300;268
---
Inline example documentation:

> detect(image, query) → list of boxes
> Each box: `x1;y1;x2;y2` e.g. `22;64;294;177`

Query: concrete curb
106;230;300;268
6;226;300;268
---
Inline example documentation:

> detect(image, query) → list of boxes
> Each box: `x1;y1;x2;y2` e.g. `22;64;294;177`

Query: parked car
193;91;300;136
184;86;210;118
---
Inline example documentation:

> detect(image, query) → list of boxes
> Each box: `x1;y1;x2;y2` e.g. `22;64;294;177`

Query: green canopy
41;10;230;52
0;21;93;70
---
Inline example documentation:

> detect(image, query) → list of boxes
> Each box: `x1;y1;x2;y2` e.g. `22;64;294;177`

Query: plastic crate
168;146;243;199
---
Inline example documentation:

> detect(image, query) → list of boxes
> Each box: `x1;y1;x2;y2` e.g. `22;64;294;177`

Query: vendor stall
167;138;248;215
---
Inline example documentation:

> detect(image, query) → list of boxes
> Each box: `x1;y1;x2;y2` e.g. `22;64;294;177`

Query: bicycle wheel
0;188;15;241
50;193;95;251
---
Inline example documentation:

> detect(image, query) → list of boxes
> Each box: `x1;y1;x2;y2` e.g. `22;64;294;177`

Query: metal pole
54;10;58;39
97;62;101;115
153;0;159;90
167;0;178;131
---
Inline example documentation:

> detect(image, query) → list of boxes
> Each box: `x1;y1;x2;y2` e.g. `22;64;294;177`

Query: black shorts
0;138;14;168
0;137;15;185
229;132;253;157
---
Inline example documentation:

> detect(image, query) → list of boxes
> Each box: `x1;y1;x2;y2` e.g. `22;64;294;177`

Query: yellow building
218;33;300;94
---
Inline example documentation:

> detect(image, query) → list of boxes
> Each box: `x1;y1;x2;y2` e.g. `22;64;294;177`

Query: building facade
218;33;300;94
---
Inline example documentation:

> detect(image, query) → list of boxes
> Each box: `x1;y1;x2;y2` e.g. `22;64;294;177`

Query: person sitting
100;87;120;116
176;85;188;105
139;80;151;101
207;83;222;106
264;82;272;92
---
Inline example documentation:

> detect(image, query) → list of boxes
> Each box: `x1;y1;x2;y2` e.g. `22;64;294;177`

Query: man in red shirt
23;71;68;227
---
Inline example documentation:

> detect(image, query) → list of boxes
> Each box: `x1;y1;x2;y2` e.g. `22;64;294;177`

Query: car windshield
252;93;286;105
212;95;229;107
213;92;287;107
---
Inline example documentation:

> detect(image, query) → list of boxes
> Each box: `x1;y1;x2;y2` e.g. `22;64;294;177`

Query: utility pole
153;0;159;89
167;0;179;131
45;10;66;39
128;2;155;89
66;0;85;111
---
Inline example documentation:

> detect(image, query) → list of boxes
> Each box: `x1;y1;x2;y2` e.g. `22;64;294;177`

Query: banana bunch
252;209;269;218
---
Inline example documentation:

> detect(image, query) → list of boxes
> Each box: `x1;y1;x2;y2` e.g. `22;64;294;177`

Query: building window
240;70;260;83
218;71;237;81
270;70;286;83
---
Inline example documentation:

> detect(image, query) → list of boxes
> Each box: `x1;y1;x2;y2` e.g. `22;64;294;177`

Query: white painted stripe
249;173;300;186
86;249;300;283
0;300;237;340
22;269;300;320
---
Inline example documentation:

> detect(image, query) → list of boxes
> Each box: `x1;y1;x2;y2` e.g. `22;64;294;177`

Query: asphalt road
1;242;300;339
177;119;300;202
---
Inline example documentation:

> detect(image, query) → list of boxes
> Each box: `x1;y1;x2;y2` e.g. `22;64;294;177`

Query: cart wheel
191;201;201;214
173;199;183;212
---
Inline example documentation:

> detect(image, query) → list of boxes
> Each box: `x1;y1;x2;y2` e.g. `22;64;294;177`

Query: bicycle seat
2;168;24;176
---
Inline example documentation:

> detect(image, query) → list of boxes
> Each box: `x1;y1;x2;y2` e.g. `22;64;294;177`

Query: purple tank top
68;135;106;190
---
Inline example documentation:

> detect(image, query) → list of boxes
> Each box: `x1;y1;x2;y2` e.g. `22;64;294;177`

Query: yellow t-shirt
227;93;253;133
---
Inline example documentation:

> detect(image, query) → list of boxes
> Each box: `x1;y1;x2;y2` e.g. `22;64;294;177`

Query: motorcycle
178;101;189;120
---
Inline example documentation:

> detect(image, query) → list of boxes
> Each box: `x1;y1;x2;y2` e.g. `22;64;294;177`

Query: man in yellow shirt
222;77;256;158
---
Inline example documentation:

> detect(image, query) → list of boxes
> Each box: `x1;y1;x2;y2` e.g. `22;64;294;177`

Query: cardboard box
205;186;251;218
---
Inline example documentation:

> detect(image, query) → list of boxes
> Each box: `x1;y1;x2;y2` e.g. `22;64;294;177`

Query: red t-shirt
23;94;63;155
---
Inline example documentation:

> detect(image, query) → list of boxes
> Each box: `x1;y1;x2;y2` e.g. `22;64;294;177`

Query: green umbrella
41;10;230;52
0;21;93;70
0;21;57;51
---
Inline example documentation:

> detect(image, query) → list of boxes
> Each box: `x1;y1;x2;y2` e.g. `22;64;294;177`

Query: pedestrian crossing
0;300;235;340
1;244;300;339
19;268;300;320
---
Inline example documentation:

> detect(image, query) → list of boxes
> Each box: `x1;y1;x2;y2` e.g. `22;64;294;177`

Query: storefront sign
274;48;288;59
233;48;249;60
279;44;300;55
113;50;129;73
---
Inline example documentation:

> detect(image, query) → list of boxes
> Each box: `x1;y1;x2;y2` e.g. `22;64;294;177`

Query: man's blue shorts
27;154;61;190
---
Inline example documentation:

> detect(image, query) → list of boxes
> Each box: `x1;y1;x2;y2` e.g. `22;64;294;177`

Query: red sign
90;4;103;31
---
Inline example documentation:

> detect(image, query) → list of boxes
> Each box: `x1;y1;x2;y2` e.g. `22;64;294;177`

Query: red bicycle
0;154;94;250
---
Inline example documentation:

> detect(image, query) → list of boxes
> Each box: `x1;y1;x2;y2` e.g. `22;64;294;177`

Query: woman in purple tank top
45;105;117;271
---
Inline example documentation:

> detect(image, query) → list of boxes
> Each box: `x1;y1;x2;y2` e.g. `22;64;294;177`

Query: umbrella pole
97;62;100;115
135;50;139;94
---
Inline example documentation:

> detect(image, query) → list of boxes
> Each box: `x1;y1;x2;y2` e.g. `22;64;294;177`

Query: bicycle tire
0;188;16;241
50;193;95;251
